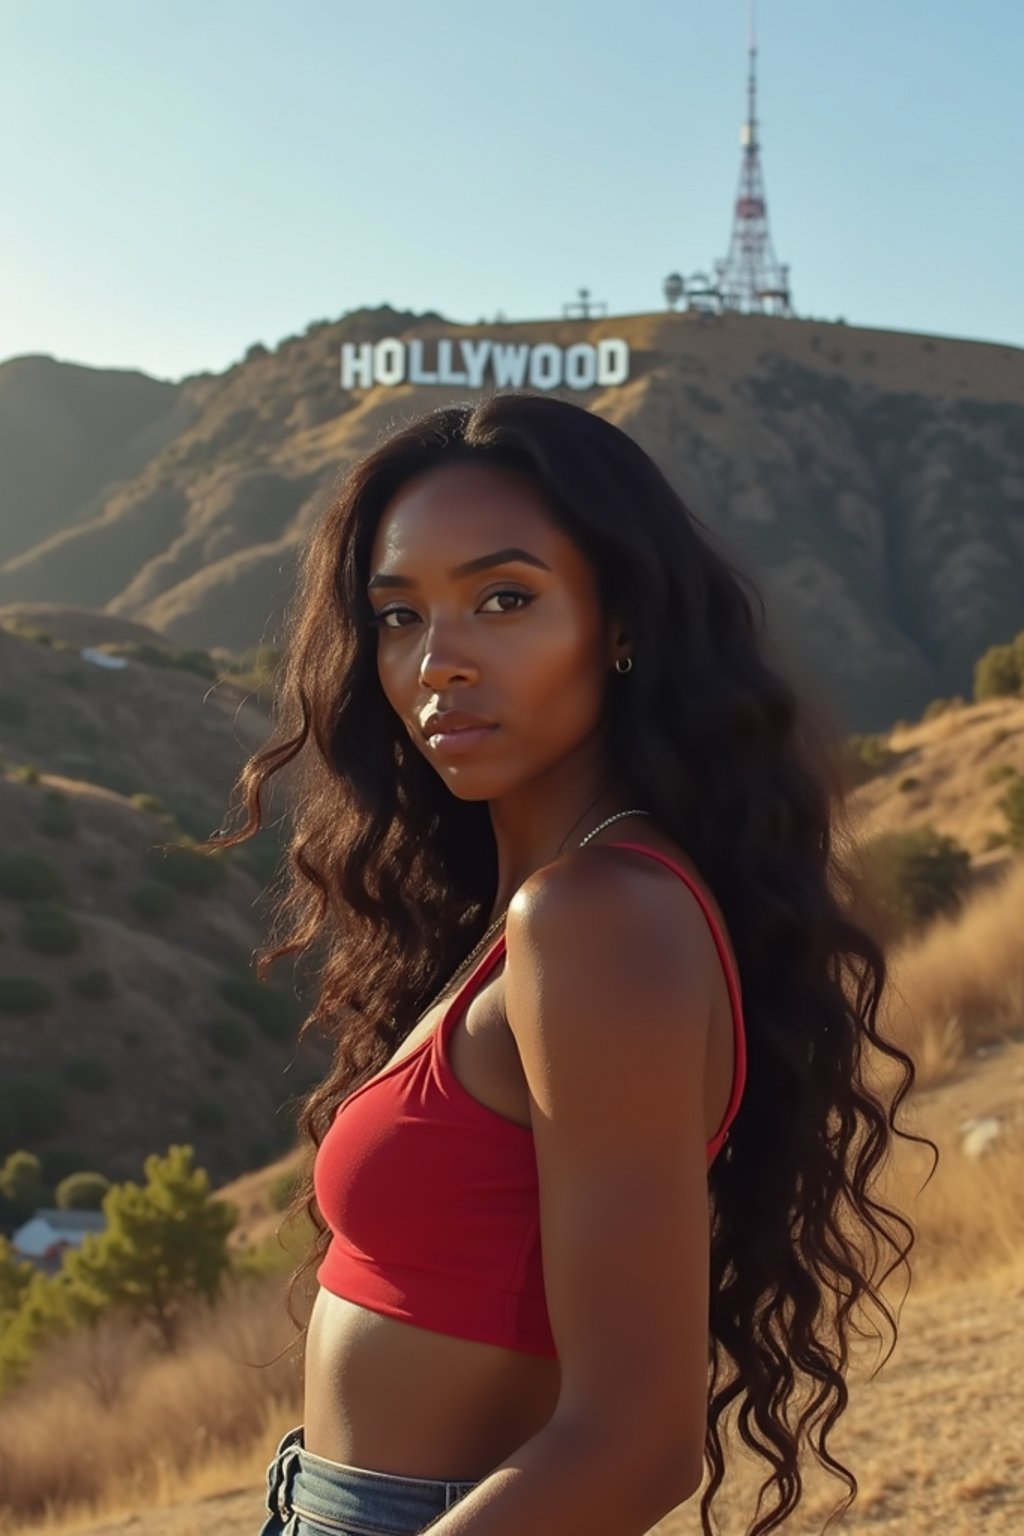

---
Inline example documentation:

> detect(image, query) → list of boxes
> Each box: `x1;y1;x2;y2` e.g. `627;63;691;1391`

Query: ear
605;617;630;670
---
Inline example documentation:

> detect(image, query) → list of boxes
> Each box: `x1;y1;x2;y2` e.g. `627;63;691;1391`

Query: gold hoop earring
614;655;633;674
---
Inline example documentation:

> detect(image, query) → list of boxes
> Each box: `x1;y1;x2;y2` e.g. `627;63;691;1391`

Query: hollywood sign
339;337;630;392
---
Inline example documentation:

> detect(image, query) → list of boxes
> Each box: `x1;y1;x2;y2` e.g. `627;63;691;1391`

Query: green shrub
973;632;1024;702
0;853;67;902
60;1054;113;1093
984;762;1018;787
842;733;896;787
130;792;169;817
129;883;177;922
0;693;30;724
205;1014;252;1058
898;776;921;793
21;903;83;955
190;1098;228;1133
54;1171;111;1210
11;764;40;784
997;773;1024;851
982;830;1009;851
859;825;972;939
269;1165;301;1212
0;976;56;1013
218;975;300;1042
143;843;227;896
71;968;115;1000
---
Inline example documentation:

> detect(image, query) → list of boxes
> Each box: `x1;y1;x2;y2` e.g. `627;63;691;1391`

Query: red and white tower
714;1;793;315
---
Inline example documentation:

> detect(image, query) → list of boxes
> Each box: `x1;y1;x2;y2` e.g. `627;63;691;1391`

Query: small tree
973;632;1024;701
0;1150;47;1225
859;825;972;941
55;1171;112;1210
62;1144;238;1348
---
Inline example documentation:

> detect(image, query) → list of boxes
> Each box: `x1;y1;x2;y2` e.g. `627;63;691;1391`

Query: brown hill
0;623;326;1188
2;306;1023;730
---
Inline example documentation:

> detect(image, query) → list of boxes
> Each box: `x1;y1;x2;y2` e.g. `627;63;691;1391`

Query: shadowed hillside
0;621;325;1186
2;306;1024;730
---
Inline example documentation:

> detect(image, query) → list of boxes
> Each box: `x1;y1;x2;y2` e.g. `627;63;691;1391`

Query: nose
418;642;479;690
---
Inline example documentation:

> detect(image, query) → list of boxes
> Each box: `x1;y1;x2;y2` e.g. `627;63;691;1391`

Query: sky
1;0;1020;384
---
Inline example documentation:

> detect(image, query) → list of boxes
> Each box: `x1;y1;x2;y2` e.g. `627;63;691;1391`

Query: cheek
509;606;606;722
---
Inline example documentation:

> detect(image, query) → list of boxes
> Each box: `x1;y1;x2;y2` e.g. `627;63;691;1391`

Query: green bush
205;1014;252;1058
143;843;227;896
997;773;1024;851
859;825;972;939
71;967;115;1000
0;692;30;724
21;902;83;955
974;632;1024;701
11;763;40;784
218;975;300;1042
0;976;56;1013
129;883;177;922
60;1054;113;1093
982;830;1009;851
898;776;921;793
54;1171;111;1210
190;1098;228;1133
269;1165;301;1212
984;762;1018;787
0;853;67;901
130;792;169;818
842;733;897;787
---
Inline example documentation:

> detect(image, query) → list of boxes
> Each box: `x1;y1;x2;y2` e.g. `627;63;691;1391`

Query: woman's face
366;460;622;799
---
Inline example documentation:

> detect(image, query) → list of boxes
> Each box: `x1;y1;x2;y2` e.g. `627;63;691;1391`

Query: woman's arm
420;848;717;1535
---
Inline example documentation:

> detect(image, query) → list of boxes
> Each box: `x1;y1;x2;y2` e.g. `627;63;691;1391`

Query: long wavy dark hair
204;390;936;1536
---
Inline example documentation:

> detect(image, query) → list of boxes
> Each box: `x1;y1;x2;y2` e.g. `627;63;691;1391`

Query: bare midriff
302;837;737;1481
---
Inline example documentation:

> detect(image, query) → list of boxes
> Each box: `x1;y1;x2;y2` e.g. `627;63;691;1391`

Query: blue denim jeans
259;1424;481;1535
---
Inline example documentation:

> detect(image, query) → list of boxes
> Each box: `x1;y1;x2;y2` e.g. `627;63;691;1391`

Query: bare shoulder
504;840;719;1100
507;839;719;1008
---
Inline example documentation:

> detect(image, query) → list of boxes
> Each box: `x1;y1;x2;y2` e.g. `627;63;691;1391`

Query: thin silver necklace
420;807;651;1016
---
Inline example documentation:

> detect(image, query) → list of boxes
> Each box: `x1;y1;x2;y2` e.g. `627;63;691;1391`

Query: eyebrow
367;546;552;591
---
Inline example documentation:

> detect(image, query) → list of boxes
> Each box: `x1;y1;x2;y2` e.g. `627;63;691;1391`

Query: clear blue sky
1;0;1019;383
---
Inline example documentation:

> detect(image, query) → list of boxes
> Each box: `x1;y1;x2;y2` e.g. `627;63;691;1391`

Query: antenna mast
714;1;793;315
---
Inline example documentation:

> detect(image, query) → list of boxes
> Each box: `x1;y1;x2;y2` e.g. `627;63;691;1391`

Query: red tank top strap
606;841;747;1151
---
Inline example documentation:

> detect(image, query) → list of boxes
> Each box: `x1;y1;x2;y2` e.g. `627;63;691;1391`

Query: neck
484;732;638;919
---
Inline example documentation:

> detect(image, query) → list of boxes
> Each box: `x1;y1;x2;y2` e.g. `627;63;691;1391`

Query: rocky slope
2;306;1023;730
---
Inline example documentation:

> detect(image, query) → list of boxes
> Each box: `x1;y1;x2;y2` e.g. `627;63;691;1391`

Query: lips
420;708;495;739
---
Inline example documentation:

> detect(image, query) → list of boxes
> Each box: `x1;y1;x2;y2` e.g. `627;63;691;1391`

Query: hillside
0;621;326;1188
2;307;1023;730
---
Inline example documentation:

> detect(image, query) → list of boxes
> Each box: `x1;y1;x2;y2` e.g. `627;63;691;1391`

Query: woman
212;391;930;1536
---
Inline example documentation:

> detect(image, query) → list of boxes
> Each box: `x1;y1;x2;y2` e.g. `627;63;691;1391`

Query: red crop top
313;842;747;1359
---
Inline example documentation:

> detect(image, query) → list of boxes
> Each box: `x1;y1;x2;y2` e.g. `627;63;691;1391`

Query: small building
10;1208;108;1274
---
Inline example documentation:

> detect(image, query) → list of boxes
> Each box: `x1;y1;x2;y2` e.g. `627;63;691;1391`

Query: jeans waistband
265;1424;479;1532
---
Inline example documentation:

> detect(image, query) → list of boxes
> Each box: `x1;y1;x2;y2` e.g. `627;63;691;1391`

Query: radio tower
714;2;793;315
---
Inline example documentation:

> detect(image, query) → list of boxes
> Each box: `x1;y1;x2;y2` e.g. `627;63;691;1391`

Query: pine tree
62;1145;238;1348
